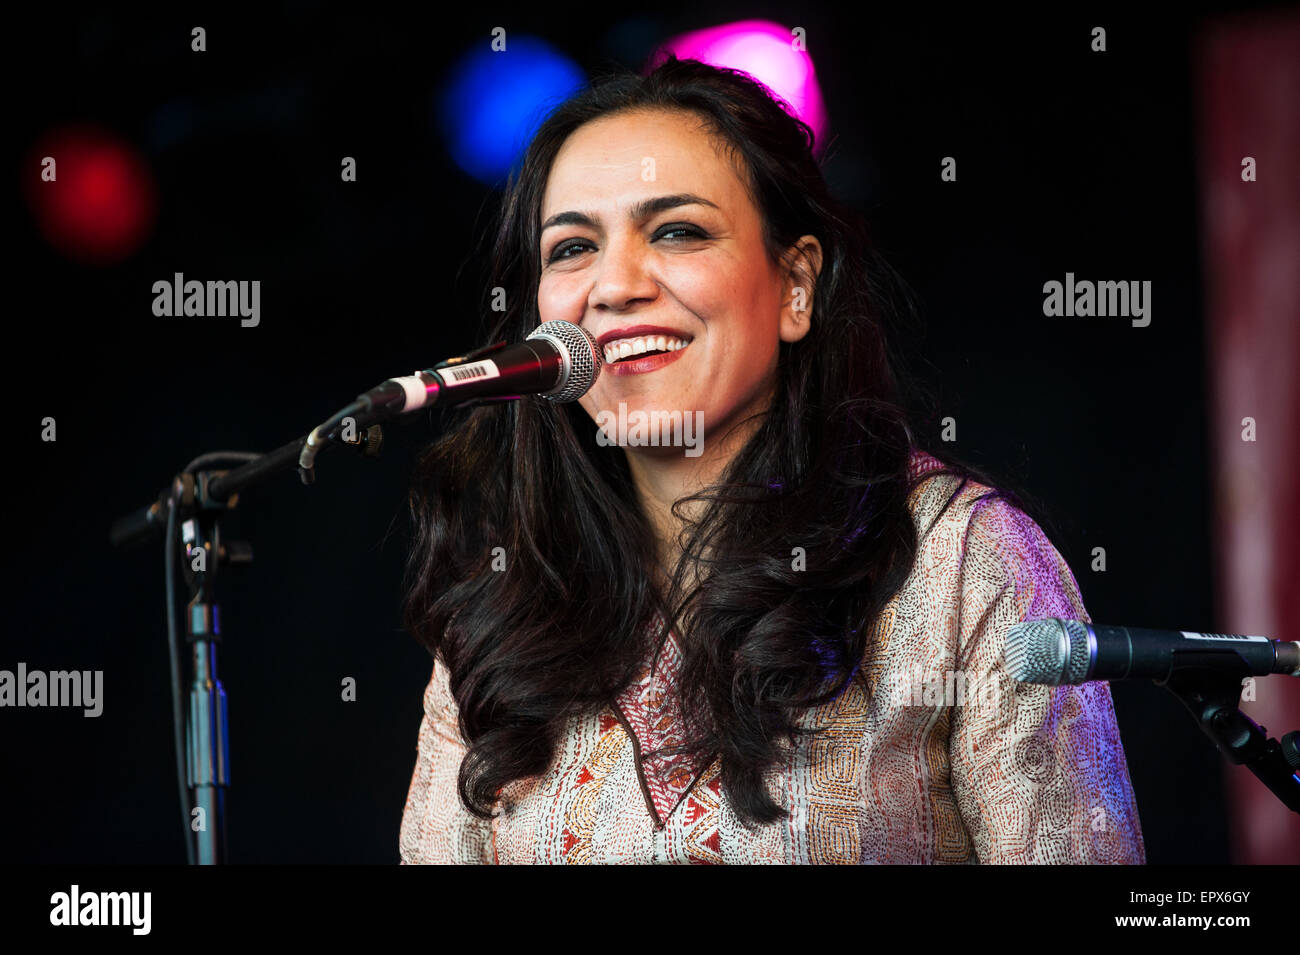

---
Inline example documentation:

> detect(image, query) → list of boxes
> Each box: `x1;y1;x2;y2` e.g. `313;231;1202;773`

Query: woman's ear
779;235;824;343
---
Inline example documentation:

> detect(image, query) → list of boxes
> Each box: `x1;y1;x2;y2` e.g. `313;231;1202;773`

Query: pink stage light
653;20;828;153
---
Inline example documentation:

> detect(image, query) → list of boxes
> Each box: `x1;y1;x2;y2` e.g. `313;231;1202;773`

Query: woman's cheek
536;281;559;321
537;275;580;321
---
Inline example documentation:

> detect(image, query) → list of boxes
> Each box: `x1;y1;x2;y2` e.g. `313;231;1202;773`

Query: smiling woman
538;107;826;576
398;55;1145;864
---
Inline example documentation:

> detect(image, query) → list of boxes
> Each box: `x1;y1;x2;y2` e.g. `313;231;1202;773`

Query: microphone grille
527;320;600;403
1004;618;1091;685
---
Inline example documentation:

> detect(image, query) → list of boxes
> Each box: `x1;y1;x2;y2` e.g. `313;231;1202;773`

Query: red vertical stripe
1195;11;1300;863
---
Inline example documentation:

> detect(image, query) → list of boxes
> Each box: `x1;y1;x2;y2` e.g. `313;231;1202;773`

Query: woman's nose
588;236;659;312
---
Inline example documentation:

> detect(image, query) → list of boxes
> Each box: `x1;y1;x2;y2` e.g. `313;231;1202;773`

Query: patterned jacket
399;449;1146;863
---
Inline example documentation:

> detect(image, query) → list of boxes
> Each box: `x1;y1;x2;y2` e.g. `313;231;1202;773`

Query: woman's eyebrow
540;193;719;232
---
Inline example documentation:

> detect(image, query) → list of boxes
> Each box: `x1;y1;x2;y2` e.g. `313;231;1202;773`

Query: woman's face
537;108;819;458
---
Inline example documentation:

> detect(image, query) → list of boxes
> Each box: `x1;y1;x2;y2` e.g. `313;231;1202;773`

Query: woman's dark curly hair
404;55;1046;828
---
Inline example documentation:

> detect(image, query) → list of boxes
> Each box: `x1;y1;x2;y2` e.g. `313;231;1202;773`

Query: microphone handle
428;340;561;407
1088;624;1284;681
352;339;562;427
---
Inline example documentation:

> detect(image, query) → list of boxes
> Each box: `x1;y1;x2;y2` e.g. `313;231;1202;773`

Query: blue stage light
439;37;586;185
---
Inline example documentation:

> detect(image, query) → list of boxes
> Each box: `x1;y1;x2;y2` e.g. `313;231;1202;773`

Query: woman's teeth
602;335;690;364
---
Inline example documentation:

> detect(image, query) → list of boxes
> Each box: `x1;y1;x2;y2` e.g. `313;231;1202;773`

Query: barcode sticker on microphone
441;359;501;386
1180;631;1270;642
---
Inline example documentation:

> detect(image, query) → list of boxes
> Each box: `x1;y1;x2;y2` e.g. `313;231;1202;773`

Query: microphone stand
1158;654;1300;813
112;425;384;864
110;333;576;863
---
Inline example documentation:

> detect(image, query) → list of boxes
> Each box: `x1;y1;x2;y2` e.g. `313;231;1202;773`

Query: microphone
110;321;603;546
293;319;600;474
356;319;600;423
1004;618;1300;686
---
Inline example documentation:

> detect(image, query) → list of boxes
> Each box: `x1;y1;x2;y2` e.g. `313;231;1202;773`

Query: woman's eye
547;239;593;263
546;225;708;263
654;223;707;242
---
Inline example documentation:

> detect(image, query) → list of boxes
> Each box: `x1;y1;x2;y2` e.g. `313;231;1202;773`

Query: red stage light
24;125;158;266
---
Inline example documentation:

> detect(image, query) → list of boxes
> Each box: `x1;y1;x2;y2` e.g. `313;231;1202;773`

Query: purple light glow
653;21;828;152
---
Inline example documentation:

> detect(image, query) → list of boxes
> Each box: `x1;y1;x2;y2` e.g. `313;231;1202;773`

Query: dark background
5;3;1271;863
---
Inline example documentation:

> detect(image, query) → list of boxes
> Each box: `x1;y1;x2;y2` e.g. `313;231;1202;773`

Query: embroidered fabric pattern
398;449;1146;864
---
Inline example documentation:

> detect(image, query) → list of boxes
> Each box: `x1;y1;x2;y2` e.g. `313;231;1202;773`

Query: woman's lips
604;340;691;376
